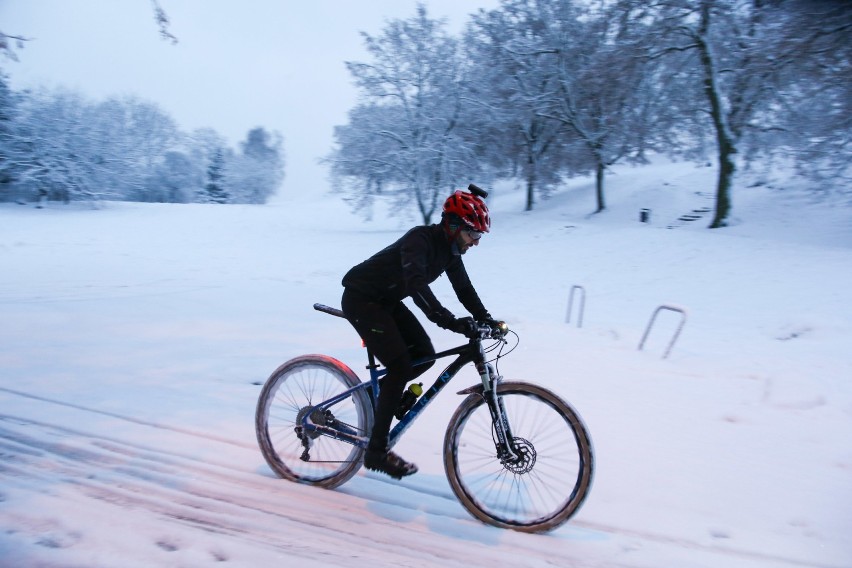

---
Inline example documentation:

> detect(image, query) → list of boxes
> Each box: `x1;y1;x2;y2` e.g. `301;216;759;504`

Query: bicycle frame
300;304;517;459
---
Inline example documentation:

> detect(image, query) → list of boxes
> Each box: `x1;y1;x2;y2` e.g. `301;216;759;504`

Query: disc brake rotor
501;437;536;474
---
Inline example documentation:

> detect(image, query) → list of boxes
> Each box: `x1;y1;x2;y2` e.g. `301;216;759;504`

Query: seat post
366;349;379;371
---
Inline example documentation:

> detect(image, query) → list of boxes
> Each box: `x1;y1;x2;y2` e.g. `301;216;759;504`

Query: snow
1;158;851;567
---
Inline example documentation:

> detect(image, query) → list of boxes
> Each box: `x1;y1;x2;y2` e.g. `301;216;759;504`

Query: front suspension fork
475;347;518;463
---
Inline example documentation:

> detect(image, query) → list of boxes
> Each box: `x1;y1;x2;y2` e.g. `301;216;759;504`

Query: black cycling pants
341;288;435;449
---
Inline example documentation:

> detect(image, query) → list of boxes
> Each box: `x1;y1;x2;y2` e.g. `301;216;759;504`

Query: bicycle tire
443;381;594;533
255;354;372;489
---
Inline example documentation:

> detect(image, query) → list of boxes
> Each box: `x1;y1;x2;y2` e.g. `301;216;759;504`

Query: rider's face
457;229;481;254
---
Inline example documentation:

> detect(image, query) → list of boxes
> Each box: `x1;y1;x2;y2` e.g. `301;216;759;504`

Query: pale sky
0;0;500;196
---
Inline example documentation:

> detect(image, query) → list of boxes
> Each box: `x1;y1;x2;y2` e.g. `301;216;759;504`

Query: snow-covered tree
185;128;229;204
6;89;108;203
142;150;197;203
226;127;284;204
1;87;183;204
0;72;20;200
87;96;179;199
466;4;570;211
204;148;229;204
464;0;660;213
768;0;852;190
539;0;655;213
326;4;483;224
617;0;850;226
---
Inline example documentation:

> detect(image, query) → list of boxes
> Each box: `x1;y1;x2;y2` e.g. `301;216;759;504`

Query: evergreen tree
204;148;229;204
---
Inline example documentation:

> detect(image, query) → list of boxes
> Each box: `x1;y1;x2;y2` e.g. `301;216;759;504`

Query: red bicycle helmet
442;190;491;233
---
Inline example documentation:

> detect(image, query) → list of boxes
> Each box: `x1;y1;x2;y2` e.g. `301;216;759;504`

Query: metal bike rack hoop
638;304;688;359
565;285;586;328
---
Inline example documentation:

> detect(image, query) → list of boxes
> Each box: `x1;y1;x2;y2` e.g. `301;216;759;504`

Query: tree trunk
417;185;431;225
420;200;432;225
697;1;736;228
525;177;536;211
525;151;536;211
710;143;735;228
594;161;606;213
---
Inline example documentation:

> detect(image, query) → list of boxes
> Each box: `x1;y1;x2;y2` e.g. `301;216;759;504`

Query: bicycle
255;302;594;533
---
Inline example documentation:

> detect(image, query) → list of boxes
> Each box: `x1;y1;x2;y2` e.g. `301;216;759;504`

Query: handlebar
475;320;509;341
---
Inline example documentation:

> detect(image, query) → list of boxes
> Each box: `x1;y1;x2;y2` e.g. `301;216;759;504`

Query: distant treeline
0;74;284;205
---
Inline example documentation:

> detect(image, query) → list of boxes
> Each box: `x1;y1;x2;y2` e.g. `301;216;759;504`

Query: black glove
450;316;478;338
479;317;508;337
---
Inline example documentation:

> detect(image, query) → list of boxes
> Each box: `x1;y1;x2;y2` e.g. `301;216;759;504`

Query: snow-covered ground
1;159;850;567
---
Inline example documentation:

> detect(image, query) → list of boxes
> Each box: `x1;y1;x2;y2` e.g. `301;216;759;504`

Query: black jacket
342;224;489;328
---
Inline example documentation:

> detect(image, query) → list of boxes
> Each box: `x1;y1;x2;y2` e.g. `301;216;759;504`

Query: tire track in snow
0;386;843;568
0;385;254;449
0;414;558;568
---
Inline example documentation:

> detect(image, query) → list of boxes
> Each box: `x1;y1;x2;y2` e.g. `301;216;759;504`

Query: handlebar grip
478;320;509;339
468;183;488;198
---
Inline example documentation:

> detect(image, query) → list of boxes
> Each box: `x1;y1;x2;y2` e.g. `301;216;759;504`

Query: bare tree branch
0;31;31;61
151;0;178;45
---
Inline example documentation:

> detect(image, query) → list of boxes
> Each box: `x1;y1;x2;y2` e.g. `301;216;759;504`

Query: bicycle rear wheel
255;354;372;489
444;381;593;533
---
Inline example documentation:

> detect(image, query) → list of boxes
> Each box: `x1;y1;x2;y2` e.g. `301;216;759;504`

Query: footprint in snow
156;539;179;552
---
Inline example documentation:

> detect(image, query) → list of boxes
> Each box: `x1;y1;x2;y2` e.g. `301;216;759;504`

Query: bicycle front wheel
255;354;372;489
444;381;593;533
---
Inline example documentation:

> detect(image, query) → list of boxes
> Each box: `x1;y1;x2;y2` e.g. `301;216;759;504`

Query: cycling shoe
364;448;418;479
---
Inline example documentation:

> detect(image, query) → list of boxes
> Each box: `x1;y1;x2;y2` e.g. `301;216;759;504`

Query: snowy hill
1;159;850;567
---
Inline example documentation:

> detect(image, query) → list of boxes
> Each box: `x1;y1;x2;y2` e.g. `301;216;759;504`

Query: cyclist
341;188;499;479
